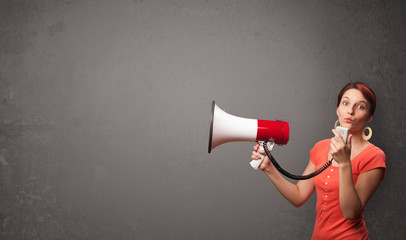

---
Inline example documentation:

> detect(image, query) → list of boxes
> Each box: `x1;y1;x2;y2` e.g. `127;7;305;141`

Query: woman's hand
252;143;317;208
251;143;272;171
330;129;352;166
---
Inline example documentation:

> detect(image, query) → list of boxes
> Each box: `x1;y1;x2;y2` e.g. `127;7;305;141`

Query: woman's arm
252;144;315;207
330;129;384;219
339;164;384;219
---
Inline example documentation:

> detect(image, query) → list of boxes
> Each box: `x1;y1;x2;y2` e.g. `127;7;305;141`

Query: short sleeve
310;140;329;166
360;148;386;178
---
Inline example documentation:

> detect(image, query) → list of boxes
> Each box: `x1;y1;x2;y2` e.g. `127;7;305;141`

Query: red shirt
310;139;386;240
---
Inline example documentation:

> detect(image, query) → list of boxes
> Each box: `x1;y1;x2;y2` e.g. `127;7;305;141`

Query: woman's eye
343;102;348;106
357;105;365;110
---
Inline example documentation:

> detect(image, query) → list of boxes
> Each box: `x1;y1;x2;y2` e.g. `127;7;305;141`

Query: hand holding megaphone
250;141;275;170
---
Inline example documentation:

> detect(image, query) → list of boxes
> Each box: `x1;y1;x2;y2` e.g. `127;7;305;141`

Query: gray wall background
1;0;405;239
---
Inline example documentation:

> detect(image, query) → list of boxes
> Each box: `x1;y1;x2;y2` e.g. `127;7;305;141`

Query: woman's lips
344;118;353;123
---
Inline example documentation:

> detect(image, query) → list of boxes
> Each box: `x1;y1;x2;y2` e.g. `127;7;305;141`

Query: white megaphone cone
208;101;289;169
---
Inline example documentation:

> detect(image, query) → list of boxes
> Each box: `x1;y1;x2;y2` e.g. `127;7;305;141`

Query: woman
251;82;386;239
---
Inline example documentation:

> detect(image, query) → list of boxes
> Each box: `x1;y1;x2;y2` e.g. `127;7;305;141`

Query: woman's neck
350;131;369;148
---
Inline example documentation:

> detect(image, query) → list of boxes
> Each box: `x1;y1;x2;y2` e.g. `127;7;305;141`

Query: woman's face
336;88;372;132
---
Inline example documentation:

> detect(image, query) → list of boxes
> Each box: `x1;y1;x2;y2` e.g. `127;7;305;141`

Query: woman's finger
331;129;344;143
330;142;338;153
251;152;261;159
252;151;260;158
330;137;339;148
331;136;345;150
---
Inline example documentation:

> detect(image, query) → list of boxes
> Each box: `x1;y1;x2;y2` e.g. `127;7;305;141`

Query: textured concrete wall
1;0;405;239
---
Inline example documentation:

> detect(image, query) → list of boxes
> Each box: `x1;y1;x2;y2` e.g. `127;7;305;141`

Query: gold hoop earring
362;126;372;141
334;120;339;129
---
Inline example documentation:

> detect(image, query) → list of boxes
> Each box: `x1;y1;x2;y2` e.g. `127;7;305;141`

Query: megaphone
208;101;289;169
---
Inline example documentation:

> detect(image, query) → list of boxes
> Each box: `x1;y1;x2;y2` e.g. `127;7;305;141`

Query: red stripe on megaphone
256;120;289;145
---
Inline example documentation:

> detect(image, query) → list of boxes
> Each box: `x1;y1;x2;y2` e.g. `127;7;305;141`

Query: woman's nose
348;106;355;114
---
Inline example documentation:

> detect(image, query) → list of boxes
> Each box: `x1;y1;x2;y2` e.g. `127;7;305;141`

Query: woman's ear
367;115;373;123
